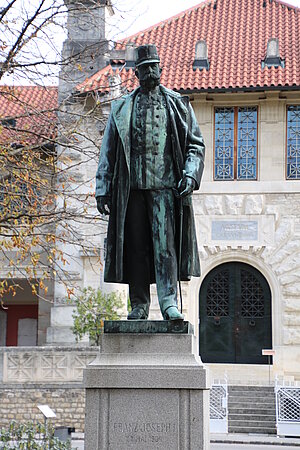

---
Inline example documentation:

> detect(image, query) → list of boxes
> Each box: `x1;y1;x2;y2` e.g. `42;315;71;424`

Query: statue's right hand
96;196;111;215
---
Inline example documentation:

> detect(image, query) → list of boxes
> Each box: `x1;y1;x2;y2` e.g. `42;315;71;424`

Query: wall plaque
212;220;258;241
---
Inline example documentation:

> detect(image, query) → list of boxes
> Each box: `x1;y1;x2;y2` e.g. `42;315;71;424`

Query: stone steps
230;394;275;399
230;419;276;427
228;386;277;435
229;386;275;394
230;413;275;421
229;403;275;410
228;426;277;434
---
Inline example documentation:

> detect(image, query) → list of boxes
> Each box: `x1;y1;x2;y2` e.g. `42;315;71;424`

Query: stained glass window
287;105;300;180
215;108;234;180
237;107;257;180
214;107;258;180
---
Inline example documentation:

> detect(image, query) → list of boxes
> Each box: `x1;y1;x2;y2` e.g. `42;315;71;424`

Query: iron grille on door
206;269;229;317
241;269;265;318
199;262;272;364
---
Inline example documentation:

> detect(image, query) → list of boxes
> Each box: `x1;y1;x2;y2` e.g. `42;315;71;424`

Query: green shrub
0;420;71;449
72;287;123;345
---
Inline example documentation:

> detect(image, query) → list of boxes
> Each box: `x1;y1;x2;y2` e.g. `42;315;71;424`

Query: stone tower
59;0;113;100
46;0;115;345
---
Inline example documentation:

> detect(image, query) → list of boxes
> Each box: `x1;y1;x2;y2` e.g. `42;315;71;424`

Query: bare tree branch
0;0;18;21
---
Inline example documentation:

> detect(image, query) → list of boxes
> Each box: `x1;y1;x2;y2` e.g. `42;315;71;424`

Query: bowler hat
135;44;160;67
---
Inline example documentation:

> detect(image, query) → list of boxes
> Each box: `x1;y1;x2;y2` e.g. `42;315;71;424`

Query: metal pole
173;188;183;314
44;417;47;450
178;196;183;313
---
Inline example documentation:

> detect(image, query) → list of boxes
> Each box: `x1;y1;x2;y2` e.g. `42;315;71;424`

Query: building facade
75;0;300;384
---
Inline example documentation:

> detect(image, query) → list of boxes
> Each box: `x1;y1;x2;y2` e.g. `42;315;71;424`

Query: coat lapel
112;89;138;168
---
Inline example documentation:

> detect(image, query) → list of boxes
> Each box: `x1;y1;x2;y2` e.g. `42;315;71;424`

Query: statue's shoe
127;306;148;320
163;306;184;321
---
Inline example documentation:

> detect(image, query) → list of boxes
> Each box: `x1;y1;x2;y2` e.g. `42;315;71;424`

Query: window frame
286;104;300;180
213;105;259;181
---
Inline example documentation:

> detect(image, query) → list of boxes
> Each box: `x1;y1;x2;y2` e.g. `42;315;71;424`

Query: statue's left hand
178;176;196;197
96;196;111;215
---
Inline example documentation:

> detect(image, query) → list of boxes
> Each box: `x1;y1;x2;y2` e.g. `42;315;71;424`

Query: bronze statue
96;44;205;321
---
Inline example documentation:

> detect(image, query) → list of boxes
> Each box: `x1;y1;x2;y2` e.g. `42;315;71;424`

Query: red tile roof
78;0;300;93
0;85;58;147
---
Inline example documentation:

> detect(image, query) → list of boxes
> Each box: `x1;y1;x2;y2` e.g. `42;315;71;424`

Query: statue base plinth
104;319;193;334
84;321;210;450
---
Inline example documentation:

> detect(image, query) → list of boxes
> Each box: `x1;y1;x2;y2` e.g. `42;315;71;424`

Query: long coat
96;85;205;284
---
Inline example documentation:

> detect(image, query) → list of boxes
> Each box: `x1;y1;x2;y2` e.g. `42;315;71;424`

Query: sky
110;0;300;40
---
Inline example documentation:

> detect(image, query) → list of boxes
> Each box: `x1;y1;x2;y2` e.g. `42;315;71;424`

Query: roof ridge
118;0;298;46
272;0;299;10
118;0;212;43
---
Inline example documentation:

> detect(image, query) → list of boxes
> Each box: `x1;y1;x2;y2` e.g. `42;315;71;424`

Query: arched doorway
199;262;272;364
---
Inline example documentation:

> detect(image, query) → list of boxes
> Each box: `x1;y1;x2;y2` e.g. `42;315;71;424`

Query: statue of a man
96;44;205;321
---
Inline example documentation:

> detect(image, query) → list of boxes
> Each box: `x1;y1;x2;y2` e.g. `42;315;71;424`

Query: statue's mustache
141;73;160;81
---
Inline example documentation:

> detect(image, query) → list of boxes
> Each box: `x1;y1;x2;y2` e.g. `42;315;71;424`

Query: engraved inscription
113;422;176;445
109;390;179;449
212;220;258;241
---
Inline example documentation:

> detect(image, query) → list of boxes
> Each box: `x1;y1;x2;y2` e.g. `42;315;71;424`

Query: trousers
124;189;178;316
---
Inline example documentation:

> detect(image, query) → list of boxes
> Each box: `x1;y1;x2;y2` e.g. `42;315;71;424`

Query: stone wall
0;347;98;431
0;386;85;432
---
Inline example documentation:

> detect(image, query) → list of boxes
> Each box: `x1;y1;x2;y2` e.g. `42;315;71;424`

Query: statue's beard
139;74;160;90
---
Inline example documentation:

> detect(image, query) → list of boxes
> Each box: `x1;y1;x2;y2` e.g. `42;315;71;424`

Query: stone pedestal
84;321;210;450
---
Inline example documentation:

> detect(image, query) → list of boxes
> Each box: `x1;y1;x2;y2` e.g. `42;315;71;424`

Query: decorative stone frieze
1;348;98;384
224;195;244;215
203;195;223;215
244;195;264;215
